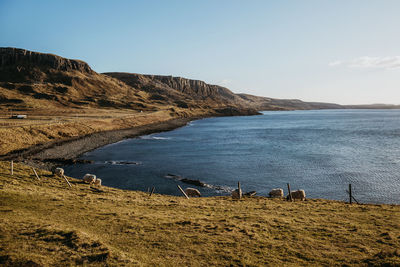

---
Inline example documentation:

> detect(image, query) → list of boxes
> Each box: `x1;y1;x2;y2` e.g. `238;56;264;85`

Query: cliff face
148;75;236;100
106;73;343;111
0;47;93;74
0;47;152;111
104;72;245;108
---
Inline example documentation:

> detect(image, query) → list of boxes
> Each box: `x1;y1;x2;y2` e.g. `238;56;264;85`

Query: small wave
153;136;170;140
140;135;171;140
104;160;142;165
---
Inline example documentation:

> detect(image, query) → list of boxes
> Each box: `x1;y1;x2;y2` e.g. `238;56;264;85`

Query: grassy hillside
1;161;399;266
0;48;259;157
0;47;257;113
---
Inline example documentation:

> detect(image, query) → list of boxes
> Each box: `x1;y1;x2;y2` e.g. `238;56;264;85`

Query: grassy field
0;161;399;266
0;107;211;155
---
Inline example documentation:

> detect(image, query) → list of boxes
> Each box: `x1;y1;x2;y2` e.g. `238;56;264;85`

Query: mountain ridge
0;47;347;112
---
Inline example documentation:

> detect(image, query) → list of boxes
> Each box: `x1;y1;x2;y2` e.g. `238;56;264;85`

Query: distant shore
1;117;195;170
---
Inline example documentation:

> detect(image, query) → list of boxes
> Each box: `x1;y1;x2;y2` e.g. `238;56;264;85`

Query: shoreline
1;117;197;170
0;107;261;170
2;111;400;205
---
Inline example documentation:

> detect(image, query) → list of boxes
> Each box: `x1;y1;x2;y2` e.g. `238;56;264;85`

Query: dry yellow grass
1;161;399;266
0;107;210;155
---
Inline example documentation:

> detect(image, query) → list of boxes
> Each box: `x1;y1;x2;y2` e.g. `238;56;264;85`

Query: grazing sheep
231;188;242;199
83;174;96;184
93;178;102;186
244;191;257;197
184;187;201;197
287;190;306;201
269;188;284;198
53;167;64;177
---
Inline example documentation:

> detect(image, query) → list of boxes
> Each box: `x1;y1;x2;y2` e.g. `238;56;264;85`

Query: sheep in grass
184;187;201;197
83;174;96;184
231;188;242;199
53;167;64;177
269;188;284;198
286;190;306;201
93;178;102;186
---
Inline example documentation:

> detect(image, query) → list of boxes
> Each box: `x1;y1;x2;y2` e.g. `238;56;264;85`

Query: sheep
244;191;257;197
184;187;201;197
231;188;242;199
53;167;64;177
83;174;96;184
269;188;284;198
287;190;306;201
93;178;102;186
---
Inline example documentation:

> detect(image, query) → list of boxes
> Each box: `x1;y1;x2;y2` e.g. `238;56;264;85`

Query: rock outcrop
0;47;93;74
147;75;237;101
104;72;247;107
0;47;149;110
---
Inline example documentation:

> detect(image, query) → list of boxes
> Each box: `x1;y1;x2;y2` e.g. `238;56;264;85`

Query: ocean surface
64;109;400;204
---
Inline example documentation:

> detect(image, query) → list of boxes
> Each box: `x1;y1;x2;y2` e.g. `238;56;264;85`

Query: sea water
64;109;400;204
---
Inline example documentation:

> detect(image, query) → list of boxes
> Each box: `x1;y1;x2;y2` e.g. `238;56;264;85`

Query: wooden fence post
287;183;293;202
238;181;241;199
349;184;352;204
10;161;13;176
177;185;189;199
149;187;155;197
62;175;72;188
32;167;40;180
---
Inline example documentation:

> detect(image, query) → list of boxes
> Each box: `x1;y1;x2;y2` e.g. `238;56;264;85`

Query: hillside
0;48;159;112
0;47;345;114
104;72;250;109
105;73;345;111
1;161;399;266
0;47;258;156
0;47;260;115
237;93;343;110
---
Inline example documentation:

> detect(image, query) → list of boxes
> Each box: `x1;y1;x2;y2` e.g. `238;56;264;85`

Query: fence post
149;187;155;197
349;184;352;204
32;167;40;180
287;183;293;202
238;181;241;199
177;185;189;199
10;160;13;176
62;175;72;188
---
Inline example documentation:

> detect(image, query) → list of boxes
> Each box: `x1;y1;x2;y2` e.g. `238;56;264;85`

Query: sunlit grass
0;161;399;266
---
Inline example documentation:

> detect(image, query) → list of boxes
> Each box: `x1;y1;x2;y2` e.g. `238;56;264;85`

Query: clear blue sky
1;0;400;104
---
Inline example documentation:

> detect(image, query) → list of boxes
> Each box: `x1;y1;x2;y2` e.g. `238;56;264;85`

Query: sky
1;0;400;105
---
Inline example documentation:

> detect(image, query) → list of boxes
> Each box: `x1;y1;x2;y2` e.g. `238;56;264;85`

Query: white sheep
83;174;96;184
231;188;242;199
269;188;284;198
184;187;201;197
287;190;306;201
93;178;102;186
53;167;64;177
